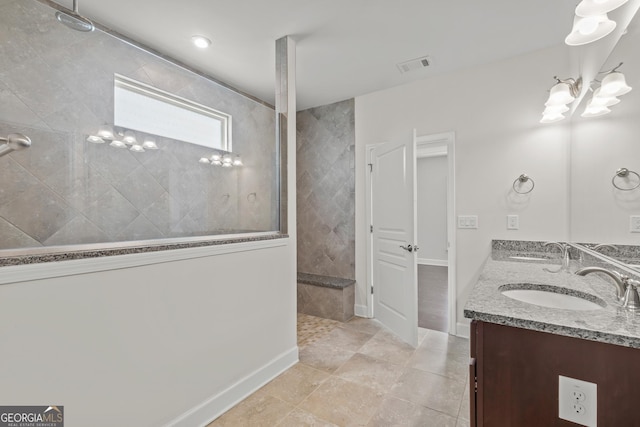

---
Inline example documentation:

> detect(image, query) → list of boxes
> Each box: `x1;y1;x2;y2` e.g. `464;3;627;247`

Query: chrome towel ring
612;168;640;191
513;174;535;194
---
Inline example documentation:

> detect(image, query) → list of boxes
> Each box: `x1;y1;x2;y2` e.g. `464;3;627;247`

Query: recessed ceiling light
191;35;211;49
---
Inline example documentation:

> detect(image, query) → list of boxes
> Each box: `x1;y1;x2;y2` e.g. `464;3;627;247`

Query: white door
371;131;418;347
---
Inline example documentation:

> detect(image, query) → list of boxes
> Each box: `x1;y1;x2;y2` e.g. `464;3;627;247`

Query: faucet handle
622;282;640;312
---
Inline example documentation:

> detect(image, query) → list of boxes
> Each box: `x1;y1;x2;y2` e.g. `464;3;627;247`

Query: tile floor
209;314;470;426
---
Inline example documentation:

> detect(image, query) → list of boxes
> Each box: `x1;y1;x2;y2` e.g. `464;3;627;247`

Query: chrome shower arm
0;133;32;158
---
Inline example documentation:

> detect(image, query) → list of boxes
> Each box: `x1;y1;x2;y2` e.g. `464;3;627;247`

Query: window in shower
114;75;232;151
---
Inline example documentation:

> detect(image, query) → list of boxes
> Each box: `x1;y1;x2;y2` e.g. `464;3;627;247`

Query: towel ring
513;174;535;194
612;168;640;191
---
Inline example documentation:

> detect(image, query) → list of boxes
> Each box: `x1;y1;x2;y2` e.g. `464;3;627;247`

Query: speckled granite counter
464;241;640;349
0;234;288;267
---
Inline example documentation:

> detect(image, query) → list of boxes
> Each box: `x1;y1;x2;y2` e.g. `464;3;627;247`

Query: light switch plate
559;375;597;427
507;215;519;230
457;215;478;229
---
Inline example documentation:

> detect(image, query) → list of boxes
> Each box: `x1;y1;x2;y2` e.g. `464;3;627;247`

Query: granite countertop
464;246;640;349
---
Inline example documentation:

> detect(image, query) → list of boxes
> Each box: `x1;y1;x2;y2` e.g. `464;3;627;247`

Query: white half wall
417;156;448;264
355;44;572;332
0;240;296;427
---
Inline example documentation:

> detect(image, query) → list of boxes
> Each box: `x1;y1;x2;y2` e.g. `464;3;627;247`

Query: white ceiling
55;0;578;110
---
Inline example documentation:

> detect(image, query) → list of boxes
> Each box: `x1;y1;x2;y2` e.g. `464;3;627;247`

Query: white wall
355;44;573;332
417;156;448;264
570;25;640;244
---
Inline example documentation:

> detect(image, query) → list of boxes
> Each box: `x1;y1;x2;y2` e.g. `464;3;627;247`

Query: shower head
0;133;32;158
55;0;94;32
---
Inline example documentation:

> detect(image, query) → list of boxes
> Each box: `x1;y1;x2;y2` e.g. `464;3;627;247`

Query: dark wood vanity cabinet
469;320;640;426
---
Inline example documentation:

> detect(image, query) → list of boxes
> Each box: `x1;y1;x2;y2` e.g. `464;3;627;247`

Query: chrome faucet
575;267;640;311
543;241;571;273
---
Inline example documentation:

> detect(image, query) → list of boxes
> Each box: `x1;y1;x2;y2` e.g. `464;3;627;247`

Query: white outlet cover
631;216;640;233
559;375;597;427
507;215;519;230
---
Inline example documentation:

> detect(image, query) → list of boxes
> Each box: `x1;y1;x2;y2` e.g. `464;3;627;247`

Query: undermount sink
499;284;606;311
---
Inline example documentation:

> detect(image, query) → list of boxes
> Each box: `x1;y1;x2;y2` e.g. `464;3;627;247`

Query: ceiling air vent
396;56;431;74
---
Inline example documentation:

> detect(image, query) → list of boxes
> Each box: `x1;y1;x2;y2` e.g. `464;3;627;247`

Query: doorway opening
365;131;456;343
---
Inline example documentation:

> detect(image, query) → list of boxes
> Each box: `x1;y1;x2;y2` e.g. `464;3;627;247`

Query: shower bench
297;272;355;322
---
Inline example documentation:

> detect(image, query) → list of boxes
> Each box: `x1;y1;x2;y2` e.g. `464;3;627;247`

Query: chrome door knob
400;244;413;252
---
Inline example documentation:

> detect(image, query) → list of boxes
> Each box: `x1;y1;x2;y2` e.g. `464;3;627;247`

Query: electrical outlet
507;215;519;230
559;375;597;427
457;215;478;229
631;216;640;233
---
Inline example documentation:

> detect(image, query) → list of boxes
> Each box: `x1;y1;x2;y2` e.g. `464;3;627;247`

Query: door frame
365;131;457;335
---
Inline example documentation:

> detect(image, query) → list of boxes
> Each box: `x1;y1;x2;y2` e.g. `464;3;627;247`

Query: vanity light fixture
541;77;582;123
565;13;616;46
87;126;160;153
581;62;632;117
575;0;629;17
191;35;211;49
198;151;242;167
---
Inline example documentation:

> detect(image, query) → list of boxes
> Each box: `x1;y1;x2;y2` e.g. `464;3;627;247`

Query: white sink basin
501;287;605;311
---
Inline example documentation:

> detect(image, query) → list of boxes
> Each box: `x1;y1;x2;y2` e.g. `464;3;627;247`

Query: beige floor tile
456;418;471;427
390;368;466;418
407;345;469;381
367;396;458;427
419;330;469;356
300;340;356;373
458;376;471;421
277;408;339;427
298;313;341;348
334;353;404;393
260;363;330;405
298;376;384;426
339;316;385;335
314;325;374;352
358;329;416;366
207;393;294;427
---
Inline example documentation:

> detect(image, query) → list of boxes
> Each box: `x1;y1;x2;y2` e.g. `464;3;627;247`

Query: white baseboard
354;304;369;318
417;258;448;267
456;320;471;339
166;346;299;427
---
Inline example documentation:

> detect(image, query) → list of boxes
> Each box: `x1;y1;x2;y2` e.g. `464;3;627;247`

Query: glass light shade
540;112;565;123
110;140;127;148
123;130;137;144
600;72;632;97
212;160;222;165
543;104;570;115
591;87;620;106
565;14;616;46
97;125;114;140
221;162;232;168
582;101;611;117
199;157;211;164
233;155;243;166
575;0;628;17
86;135;105;144
545;82;575;106
191;35;211;49
210;152;221;161
222;154;232;164
142;138;158;149
130;144;145;153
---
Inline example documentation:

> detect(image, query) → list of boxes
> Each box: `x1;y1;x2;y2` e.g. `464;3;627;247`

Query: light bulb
97;125;114;140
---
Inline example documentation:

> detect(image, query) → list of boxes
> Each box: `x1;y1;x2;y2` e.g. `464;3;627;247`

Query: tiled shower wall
0;0;277;250
296;99;355;279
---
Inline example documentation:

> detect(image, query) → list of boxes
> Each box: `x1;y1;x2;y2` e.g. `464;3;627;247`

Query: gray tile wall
296;99;355;279
0;0;277;250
